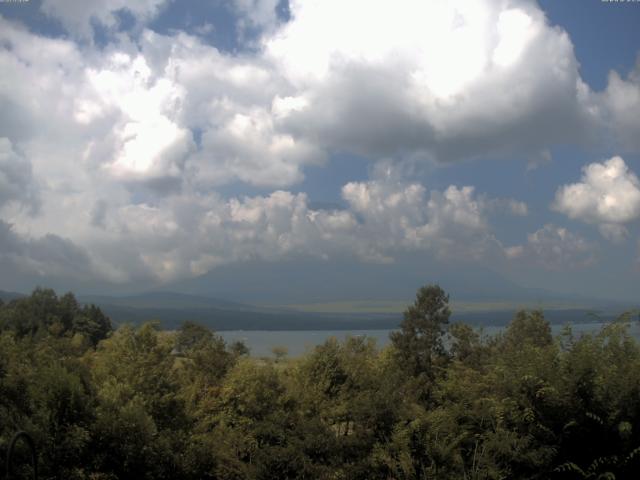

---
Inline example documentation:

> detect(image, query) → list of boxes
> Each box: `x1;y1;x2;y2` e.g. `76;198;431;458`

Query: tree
502;309;552;351
448;322;485;366
0;288;111;346
390;284;451;379
72;304;112;346
89;323;186;478
175;321;215;354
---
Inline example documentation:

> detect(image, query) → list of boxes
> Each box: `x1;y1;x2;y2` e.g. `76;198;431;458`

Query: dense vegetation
1;286;639;479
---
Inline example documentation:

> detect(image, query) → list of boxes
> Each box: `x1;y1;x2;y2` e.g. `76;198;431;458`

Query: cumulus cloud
0;138;39;213
93;176;514;283
0;220;96;282
0;22;318;198
506;224;597;270
1;4;637;208
2;0;639;290
0;12;528;286
553;156;640;242
80;50;195;187
231;0;281;35
194;106;326;187
265;0;592;161
0;20;330;286
41;0;168;40
5;170;523;285
137;30;326;188
597;59;640;152
0;20;134;218
337;159;506;261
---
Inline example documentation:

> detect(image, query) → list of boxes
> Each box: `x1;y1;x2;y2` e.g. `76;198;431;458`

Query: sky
0;0;640;302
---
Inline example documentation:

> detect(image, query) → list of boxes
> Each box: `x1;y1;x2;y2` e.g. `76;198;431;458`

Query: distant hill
74;290;395;330
3;286;635;332
167;256;608;305
79;302;631;332
79;291;261;312
82;303;401;331
75;291;634;331
0;290;24;302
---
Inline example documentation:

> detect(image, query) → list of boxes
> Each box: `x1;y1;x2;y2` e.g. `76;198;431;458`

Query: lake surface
219;322;640;357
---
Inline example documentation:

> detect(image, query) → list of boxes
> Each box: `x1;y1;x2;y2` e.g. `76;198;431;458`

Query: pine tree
390;284;450;378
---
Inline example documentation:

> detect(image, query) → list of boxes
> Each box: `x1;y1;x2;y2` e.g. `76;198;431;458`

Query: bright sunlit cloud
0;0;639;299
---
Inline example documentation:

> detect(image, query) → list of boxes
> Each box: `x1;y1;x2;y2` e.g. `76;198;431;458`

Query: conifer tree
390;284;450;378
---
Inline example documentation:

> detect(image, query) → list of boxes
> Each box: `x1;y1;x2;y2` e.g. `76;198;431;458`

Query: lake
219;322;640;357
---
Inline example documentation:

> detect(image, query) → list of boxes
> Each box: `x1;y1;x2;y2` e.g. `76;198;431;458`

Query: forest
1;286;639;479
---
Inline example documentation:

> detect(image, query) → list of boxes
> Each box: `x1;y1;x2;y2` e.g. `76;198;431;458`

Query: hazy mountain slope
79;291;260;311
3;287;631;331
167;256;578;304
0;290;24;302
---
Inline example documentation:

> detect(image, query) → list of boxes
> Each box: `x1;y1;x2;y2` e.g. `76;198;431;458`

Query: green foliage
390;285;451;375
1;285;640;479
0;287;112;345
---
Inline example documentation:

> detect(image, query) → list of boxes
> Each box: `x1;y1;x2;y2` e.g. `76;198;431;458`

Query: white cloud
24;0;640;181
73;189;360;282
0;20;331;287
0;138;38;213
194;106;326;187
41;0;168;40
0;14;528;286
0;220;97;283
232;0;281;34
553;156;640;242
598;60;640;152
3;165;522;285
90;176;514;283
0;21;320;199
508;224;597;270
264;0;591;161
3;0;639;199
138;30;325;188
2;1;639;290
80;51;195;182
340;172;508;261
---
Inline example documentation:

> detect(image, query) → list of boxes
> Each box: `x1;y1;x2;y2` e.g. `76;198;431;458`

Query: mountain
166;255;585;305
73;290;399;330
79;291;260;312
0;290;24;302
77;291;630;331
2;287;632;331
